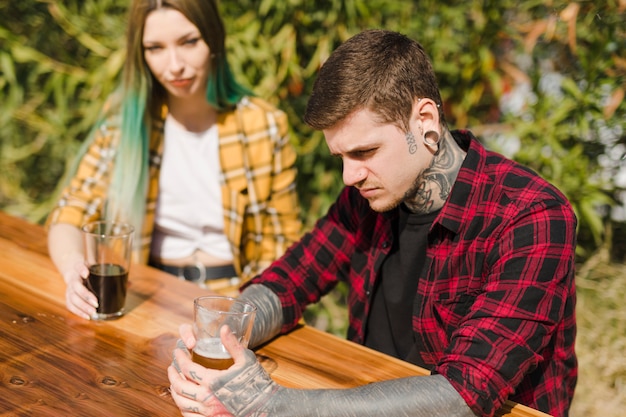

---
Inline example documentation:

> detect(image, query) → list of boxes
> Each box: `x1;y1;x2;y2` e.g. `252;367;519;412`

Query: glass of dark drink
193;296;256;370
82;221;134;320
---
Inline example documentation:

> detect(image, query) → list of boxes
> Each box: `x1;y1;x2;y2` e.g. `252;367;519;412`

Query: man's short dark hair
304;29;445;132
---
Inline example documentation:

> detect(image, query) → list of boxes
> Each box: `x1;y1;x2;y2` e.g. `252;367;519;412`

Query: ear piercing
423;130;440;155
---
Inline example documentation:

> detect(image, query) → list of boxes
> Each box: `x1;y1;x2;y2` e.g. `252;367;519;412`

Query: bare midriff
151;249;232;267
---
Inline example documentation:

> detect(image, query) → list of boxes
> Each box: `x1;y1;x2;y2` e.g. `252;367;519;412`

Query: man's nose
342;161;366;186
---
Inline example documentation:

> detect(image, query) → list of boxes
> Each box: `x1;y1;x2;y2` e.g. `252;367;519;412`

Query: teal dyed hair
105;86;149;233
101;0;251;237
207;56;252;110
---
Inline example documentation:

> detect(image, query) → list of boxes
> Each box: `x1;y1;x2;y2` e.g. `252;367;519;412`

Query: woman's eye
144;45;162;52
184;38;200;46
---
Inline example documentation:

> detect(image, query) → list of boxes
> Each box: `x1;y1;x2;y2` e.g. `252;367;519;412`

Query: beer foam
195;337;231;359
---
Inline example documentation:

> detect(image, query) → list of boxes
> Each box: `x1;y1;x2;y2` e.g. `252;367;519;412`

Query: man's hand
169;324;279;416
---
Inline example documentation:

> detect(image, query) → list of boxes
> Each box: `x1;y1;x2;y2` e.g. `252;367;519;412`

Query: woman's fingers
65;276;97;319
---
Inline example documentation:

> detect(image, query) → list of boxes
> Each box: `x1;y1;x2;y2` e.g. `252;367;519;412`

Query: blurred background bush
1;1;624;415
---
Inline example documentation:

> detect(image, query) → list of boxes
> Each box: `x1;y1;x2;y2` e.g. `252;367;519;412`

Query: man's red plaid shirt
249;130;577;417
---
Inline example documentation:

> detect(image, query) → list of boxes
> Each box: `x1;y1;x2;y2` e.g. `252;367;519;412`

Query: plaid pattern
47;97;302;282
249;130;577;417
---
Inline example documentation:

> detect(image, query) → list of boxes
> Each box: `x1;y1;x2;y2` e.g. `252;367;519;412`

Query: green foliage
226;0;626;258
494;1;626;257
0;0;126;219
0;0;624;260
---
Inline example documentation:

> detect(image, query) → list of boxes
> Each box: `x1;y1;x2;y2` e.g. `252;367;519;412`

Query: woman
46;0;302;320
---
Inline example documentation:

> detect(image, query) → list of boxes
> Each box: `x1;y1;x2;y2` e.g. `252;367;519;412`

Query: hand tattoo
182;389;198;400
211;349;279;416
189;370;203;382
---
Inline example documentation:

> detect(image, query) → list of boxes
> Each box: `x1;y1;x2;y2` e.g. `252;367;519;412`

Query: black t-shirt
363;204;438;368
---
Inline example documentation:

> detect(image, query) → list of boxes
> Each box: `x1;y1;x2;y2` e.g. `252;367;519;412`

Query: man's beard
365;169;427;213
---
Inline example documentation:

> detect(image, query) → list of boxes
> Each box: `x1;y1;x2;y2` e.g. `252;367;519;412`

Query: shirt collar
434;130;485;235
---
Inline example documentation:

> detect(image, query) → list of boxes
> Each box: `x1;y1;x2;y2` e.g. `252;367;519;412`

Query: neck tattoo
403;133;464;214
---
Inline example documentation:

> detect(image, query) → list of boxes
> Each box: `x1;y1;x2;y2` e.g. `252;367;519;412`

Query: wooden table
0;211;549;416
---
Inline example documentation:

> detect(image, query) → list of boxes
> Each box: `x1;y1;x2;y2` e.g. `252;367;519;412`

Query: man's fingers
179;323;196;349
173;343;220;385
220;325;247;365
172;339;192;375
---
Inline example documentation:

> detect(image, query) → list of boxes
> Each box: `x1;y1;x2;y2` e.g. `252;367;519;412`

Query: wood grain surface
0;211;551;416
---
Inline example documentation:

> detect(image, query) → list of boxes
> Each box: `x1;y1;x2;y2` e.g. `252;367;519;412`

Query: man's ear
412;97;440;134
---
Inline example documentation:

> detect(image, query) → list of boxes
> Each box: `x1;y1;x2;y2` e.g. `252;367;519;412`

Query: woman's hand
48;223;98;319
63;256;98;320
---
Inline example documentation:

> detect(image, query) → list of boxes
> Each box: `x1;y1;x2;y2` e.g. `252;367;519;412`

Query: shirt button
382;241;389;249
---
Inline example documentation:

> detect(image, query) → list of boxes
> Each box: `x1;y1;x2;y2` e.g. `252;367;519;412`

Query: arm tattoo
213;367;475;417
223;277;475;416
239;285;284;348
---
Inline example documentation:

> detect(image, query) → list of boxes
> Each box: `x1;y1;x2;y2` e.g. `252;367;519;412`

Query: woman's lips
169;78;193;88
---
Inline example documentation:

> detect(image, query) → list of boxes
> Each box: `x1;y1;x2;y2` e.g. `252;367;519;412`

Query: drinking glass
192;296;256;369
82;221;134;320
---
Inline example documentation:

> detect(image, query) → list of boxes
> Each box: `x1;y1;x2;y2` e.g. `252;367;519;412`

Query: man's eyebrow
332;141;380;156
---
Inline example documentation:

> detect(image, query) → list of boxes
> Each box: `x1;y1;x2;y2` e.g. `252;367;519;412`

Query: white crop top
150;115;233;261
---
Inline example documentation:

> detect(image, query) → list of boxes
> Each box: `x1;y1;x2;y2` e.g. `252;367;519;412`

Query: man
168;29;577;417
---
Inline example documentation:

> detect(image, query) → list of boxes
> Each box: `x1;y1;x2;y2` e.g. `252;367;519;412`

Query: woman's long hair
102;0;251;236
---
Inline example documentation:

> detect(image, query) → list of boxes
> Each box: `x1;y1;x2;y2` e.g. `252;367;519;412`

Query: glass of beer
192;296;256;370
82;221;134;320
